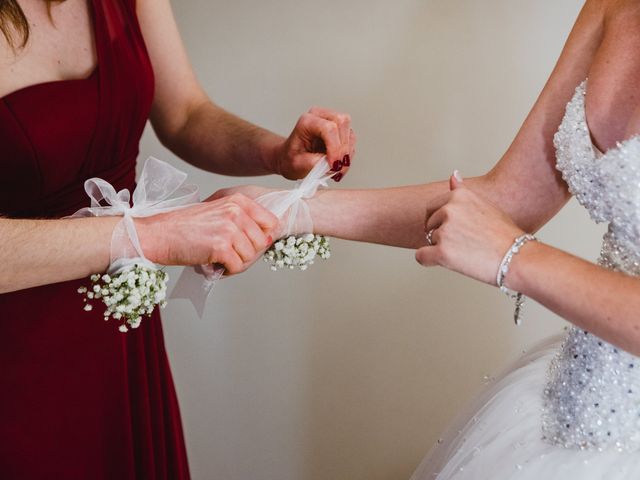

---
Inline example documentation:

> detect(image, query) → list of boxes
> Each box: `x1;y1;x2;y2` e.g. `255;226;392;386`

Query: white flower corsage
68;157;200;332
263;234;330;271
78;262;168;332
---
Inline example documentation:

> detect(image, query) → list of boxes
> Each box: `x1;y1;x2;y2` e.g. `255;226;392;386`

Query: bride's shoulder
602;0;640;25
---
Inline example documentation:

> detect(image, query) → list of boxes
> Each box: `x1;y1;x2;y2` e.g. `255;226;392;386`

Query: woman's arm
510;242;640;356
304;0;606;247
0;194;278;294
0;217;118;293
136;0;355;180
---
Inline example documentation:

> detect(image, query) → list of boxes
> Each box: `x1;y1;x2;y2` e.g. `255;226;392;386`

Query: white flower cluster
263;234;330;271
78;264;169;333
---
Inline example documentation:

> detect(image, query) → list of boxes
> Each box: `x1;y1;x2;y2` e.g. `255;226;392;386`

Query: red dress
0;1;191;478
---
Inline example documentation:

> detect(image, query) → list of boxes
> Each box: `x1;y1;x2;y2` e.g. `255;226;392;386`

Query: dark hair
0;0;63;49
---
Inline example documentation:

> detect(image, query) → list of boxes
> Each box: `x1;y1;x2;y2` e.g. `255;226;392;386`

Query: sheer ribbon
172;158;333;316
69;157;200;274
70;156;331;317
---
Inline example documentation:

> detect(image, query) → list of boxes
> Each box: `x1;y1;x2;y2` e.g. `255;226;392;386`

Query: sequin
543;80;640;452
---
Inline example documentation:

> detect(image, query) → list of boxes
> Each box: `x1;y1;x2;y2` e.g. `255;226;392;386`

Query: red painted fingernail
332;172;343;182
267;235;273;245
342;154;351;167
331;160;343;171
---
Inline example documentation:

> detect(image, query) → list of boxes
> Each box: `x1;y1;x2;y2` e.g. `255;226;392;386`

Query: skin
0;0;356;293
219;0;640;356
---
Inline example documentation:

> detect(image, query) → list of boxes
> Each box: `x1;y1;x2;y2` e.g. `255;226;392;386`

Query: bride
218;0;640;477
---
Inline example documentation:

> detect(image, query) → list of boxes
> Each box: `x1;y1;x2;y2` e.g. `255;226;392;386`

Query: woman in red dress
0;0;355;477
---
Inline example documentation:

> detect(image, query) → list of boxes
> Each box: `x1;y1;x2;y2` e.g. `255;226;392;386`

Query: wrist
134;216;163;264
502;238;544;295
260;134;287;175
305;190;330;236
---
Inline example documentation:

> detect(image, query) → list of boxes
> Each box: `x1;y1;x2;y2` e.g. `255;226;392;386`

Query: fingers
297;113;343;167
228;194;278;234
308;107;354;182
239;212;273;253
217;245;244;275
449;170;464;190
308;106;352;161
425;206;447;234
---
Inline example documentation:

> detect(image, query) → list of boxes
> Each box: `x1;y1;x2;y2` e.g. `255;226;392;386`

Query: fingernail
267;235;273;245
453;170;463;182
331;160;343;171
342;154;351;167
332;172;343;182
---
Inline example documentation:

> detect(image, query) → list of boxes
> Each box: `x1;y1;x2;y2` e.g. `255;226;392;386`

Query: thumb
415;246;438;267
449;170;464;190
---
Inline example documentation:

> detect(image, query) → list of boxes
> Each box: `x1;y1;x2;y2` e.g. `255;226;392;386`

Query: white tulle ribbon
255;157;332;235
171;158;333;317
69;156;200;274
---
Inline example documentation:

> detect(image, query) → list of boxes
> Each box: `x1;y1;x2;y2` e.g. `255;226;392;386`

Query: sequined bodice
542;80;640;452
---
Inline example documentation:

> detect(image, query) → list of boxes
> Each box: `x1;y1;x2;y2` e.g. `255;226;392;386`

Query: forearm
508;241;640;356
0;217;119;293
160;100;284;177
307;176;504;249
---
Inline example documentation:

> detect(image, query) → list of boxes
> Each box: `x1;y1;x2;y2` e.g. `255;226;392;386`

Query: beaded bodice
542;80;640;452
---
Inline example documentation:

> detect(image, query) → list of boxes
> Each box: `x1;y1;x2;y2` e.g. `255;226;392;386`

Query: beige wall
139;1;602;479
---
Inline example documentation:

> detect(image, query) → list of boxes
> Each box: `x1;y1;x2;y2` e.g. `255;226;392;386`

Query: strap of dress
82;0;155;177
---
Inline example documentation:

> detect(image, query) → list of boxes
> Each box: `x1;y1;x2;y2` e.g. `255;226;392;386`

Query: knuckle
337;113;351;124
225;204;243;220
229;193;247;204
324;123;338;135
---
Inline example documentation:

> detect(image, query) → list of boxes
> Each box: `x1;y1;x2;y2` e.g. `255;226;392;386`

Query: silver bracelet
496;234;536;325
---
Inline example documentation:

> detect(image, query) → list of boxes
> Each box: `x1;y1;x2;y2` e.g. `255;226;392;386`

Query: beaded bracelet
496;234;536;326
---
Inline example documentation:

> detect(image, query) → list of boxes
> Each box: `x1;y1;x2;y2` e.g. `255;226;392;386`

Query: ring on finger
425;228;436;246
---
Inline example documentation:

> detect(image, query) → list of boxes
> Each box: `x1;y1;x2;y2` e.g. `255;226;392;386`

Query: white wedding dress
411;81;640;479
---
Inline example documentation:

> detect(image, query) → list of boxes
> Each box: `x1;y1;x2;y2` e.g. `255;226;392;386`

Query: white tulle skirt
410;336;640;479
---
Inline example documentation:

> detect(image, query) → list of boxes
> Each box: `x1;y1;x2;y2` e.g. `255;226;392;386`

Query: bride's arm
414;4;640;355
305;0;606;248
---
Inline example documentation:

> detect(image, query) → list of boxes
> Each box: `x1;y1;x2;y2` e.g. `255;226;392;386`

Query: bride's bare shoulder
584;0;640;151
603;0;640;24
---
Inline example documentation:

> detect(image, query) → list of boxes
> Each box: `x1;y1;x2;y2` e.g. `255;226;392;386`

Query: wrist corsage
69;157;200;332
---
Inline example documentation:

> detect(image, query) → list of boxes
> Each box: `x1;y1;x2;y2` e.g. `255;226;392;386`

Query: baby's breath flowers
263;233;330;271
78;263;168;333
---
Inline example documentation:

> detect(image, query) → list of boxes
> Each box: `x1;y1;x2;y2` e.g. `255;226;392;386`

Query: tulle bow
172;158;333;316
70;157;200;272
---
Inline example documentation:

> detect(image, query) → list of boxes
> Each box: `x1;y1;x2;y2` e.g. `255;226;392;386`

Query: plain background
138;1;604;478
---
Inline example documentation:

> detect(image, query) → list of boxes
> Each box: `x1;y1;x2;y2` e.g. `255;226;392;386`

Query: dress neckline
0;67;99;103
0;0;99;103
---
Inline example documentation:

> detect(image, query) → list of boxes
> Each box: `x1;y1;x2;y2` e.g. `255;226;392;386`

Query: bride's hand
135;193;278;275
415;171;525;285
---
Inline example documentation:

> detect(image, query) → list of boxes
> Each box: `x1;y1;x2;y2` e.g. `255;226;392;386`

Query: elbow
150;92;211;154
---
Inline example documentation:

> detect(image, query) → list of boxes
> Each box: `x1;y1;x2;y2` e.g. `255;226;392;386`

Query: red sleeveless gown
0;1;191;478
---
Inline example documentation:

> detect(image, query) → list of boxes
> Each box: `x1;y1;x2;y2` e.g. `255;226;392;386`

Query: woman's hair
0;0;63;49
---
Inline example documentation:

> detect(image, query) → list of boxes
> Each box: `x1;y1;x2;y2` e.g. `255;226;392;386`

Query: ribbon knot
69;157;201;267
172;158;332;317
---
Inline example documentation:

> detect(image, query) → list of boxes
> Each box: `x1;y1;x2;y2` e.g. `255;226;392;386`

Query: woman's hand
415;171;525;285
273;107;356;181
135;193;278;275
